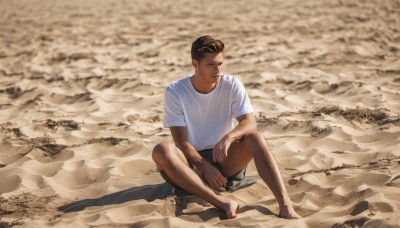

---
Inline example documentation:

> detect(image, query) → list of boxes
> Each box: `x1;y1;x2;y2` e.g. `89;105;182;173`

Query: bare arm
170;126;227;189
170;126;208;171
227;113;257;142
213;113;257;163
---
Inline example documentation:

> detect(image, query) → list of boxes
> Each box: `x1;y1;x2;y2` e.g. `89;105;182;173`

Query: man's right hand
202;164;227;190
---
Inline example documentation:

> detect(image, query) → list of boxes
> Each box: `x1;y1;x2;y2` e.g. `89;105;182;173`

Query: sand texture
1;0;400;227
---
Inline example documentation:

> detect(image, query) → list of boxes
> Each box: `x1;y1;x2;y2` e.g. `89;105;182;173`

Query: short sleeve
163;86;186;127
232;78;254;118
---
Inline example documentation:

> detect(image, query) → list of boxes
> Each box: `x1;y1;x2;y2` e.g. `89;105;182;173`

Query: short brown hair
191;35;225;61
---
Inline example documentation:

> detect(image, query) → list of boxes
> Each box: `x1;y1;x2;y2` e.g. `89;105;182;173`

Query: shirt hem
164;122;187;128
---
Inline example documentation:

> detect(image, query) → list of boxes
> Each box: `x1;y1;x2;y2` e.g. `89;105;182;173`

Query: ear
192;59;199;68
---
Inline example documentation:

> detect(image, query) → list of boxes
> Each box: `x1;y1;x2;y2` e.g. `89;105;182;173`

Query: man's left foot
279;206;302;219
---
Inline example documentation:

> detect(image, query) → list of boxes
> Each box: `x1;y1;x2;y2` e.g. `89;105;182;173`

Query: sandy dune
1;0;399;227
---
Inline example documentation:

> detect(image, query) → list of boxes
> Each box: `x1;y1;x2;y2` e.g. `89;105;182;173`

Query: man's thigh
220;139;254;178
198;149;246;184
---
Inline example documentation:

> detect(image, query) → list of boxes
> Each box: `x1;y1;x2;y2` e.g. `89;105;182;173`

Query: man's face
192;52;224;84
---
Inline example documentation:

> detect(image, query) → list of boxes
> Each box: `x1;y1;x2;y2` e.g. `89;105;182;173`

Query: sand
0;0;399;227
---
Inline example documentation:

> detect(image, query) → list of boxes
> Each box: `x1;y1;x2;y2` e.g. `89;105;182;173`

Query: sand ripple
1;0;399;227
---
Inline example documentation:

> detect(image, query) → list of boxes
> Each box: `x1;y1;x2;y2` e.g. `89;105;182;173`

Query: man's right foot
219;198;239;219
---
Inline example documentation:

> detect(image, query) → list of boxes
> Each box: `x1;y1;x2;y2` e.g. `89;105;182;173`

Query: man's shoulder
220;74;242;87
166;76;190;91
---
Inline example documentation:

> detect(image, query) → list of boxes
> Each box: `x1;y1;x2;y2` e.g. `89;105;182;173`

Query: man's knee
242;131;267;151
152;141;173;164
244;131;264;143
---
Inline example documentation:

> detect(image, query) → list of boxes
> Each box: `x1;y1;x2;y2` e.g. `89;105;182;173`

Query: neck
191;74;218;94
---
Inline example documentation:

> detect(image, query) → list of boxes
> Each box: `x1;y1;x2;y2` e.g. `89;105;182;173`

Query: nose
216;65;221;73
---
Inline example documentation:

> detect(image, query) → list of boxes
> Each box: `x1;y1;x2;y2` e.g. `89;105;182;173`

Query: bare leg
247;132;301;219
152;141;239;219
220;131;301;219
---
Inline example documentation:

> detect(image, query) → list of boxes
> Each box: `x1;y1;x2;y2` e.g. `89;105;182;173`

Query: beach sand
1;0;399;227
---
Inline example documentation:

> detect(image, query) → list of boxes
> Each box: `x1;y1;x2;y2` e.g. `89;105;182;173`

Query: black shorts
198;149;246;182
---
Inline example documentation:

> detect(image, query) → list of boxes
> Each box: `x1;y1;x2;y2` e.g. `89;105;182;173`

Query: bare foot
218;197;239;219
279;206;302;219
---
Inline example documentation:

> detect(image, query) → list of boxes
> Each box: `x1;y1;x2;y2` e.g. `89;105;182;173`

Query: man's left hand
213;136;232;164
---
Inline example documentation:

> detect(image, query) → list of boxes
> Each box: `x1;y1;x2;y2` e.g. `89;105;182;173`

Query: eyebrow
207;62;223;65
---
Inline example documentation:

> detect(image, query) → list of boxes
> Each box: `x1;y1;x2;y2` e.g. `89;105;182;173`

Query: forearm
225;114;257;143
170;126;213;174
174;141;212;173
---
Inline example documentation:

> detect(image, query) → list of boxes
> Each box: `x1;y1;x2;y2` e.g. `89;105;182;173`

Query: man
152;35;301;219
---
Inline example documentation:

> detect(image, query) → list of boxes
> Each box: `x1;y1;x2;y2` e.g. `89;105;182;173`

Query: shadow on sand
58;182;277;220
58;182;176;213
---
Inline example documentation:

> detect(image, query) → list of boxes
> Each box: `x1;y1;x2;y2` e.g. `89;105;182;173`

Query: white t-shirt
164;74;254;151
